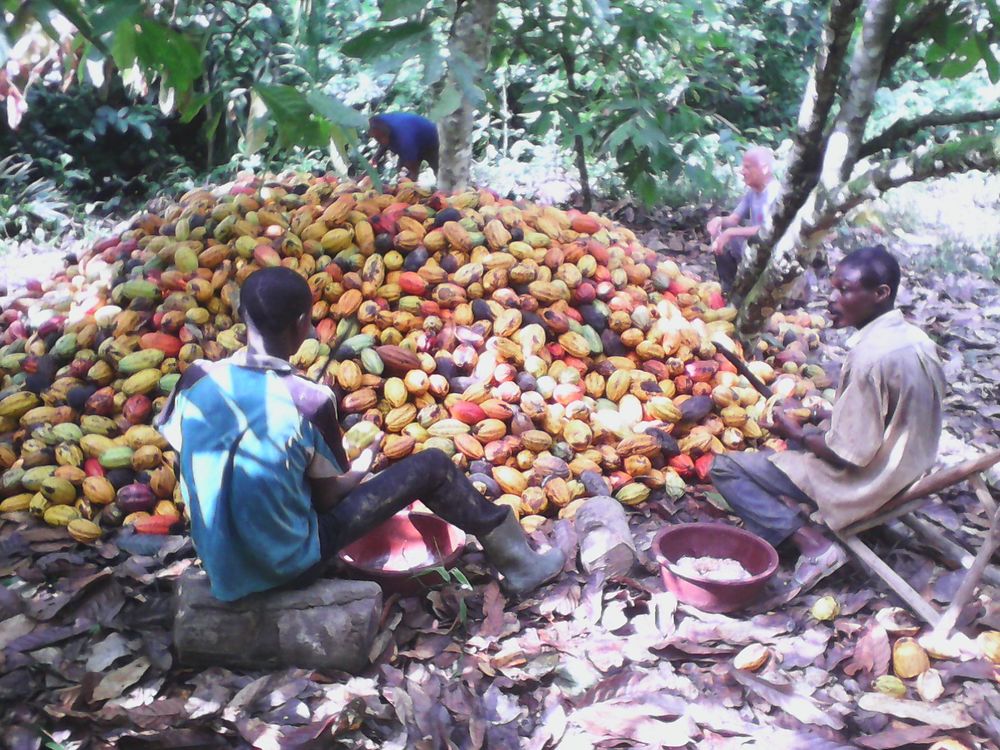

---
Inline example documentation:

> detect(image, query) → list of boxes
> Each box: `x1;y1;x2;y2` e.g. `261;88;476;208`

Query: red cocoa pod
84;458;105;478
85;387;117;416
123;394;153;425
139;332;183;358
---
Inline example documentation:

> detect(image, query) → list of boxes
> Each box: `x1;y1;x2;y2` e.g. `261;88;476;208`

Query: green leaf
380;0;428;21
450;567;472;590
939;37;982;79
133;19;203;95
109;18;136;72
341;21;429;59
428;83;462;120
976;34;1000;84
46;0;112;55
702;491;732;512
89;0;142;37
306;90;368;129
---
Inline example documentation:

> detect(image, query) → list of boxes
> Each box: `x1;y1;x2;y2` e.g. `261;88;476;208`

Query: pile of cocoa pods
0;175;832;538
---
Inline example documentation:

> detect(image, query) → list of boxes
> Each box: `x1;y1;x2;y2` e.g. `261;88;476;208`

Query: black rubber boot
478;510;565;595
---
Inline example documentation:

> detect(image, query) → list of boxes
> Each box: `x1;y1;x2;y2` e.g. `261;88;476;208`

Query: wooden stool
833;449;1000;634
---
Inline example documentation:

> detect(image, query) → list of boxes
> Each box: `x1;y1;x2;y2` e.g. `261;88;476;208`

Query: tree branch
819;0;897;189
878;0;953;82
860;108;1000;157
811;134;1000;234
731;0;861;302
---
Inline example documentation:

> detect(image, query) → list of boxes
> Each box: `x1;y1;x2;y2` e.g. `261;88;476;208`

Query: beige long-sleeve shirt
769;309;945;531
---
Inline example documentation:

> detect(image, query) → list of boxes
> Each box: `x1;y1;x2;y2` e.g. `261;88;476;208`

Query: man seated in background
705;146;781;294
368;112;439;181
710;246;946;590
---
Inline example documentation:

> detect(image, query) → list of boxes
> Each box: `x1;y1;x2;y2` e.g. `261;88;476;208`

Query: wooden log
173;569;382;673
575;496;637;578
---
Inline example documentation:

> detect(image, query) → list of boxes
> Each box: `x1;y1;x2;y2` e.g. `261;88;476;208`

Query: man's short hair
238;267;312;335
839;245;901;301
744;146;775;172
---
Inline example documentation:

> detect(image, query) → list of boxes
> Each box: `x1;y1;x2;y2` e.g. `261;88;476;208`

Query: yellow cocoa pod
624;455;652;476
43;504;81;526
384;377;408;408
615;483;651;506
874;675;907;698
558;332;590;358
385;404;417;433
68;518;102;543
337;360;363;391
606;370;632;402
519;487;548;516
493;466;527;495
646;397;682;422
344;421;381;460
720;405;748;428
131;445;164;471
40;477;76;505
521;430;553;452
472;419;506;443
0;493;33;513
892;637;930;679
617;434;660;458
811;595;840;621
122;368;162;397
428;419;471;438
977;631;1000;664
453;433;485;460
382;434;416;460
543;477;572;508
563;420;592;450
124;425;168;450
82;476;116;505
123;511;151;526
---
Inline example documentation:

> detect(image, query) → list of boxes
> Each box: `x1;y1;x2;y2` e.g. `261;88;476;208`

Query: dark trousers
290;449;509;586
709;451;813;547
714;238;746;294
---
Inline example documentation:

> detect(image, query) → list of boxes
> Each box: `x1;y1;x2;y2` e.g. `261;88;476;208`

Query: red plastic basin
337;511;467;596
652;522;779;613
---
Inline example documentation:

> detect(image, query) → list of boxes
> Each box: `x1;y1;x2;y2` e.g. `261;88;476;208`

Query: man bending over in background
368;113;439;181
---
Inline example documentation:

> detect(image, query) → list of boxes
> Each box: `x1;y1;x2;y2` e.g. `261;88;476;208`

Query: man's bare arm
311;433;384;513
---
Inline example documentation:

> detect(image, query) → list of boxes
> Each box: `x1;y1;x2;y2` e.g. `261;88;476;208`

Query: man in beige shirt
710;246;946;589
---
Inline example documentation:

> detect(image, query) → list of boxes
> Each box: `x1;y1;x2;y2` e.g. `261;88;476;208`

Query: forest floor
1;181;999;750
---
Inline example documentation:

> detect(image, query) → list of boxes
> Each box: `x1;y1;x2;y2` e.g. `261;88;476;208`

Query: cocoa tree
732;0;1000;333
435;0;500;191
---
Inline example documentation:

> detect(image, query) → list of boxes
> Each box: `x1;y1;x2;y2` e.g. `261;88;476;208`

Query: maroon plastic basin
652;522;779;613
337;510;467;596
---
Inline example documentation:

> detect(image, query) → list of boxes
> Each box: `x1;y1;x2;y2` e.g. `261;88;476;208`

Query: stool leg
933;478;1000;638
836;532;941;626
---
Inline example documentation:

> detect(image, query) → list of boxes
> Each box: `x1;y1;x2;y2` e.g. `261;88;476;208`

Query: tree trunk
733;0;897;334
437;0;499;193
731;0;859;302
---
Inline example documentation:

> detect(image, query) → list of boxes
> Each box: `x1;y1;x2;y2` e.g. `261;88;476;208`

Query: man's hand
706;216;723;238
349;431;384;477
711;230;732;256
764;409;806;441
